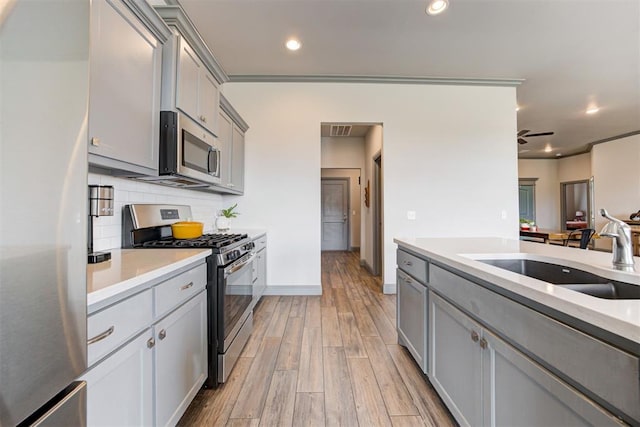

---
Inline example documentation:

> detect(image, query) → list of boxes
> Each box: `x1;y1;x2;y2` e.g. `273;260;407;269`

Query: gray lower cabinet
396;269;428;372
429;291;623;427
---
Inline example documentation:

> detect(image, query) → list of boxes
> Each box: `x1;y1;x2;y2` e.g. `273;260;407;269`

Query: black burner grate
141;233;248;250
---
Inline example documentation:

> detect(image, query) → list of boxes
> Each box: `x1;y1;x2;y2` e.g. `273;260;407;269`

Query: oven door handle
225;253;256;277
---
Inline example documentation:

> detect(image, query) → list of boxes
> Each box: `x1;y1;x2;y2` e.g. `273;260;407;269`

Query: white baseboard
263;285;322;296
383;283;397;294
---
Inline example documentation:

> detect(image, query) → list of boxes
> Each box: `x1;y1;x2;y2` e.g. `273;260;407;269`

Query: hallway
178;251;454;426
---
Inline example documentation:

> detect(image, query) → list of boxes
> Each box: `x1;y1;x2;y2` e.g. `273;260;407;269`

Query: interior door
321;179;349;251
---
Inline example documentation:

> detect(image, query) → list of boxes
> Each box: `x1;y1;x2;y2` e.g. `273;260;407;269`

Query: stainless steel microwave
155;111;221;188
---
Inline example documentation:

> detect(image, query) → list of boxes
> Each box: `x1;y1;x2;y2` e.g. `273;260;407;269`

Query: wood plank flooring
178;251;455;426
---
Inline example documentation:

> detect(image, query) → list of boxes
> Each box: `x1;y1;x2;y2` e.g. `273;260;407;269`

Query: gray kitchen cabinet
217;95;249;194
81;261;207;427
429;290;623;427
253;234;267;305
88;0;170;176
175;37;220;136
396;269;428;372
154;290;207;427
155;5;226;139
81;331;153;426
429;292;483;427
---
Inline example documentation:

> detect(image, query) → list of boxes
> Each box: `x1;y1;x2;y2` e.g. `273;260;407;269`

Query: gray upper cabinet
88;0;170;176
155;5;226;138
175;37;220;136
218;95;248;194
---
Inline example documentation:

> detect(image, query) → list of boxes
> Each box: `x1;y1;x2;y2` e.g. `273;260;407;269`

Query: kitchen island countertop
394;237;640;346
87;248;211;312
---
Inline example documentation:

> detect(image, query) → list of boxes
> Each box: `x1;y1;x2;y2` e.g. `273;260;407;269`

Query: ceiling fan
517;129;554;145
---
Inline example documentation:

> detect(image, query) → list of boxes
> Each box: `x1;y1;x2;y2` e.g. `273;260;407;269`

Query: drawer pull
88;326;114;345
180;282;194;291
403;260;413;266
158;329;167;340
471;330;479;342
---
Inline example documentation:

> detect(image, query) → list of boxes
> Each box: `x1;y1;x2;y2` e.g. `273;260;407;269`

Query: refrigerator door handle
87;326;115;345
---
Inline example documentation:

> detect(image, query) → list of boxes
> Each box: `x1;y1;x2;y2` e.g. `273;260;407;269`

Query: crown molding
227;74;524;87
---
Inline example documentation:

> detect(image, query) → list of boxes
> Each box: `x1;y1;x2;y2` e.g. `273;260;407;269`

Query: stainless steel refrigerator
1;1;89;425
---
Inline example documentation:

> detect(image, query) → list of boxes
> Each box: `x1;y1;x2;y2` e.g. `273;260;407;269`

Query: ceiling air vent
330;125;352;137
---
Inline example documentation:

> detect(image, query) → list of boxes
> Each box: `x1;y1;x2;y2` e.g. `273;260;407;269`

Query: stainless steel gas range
122;204;255;387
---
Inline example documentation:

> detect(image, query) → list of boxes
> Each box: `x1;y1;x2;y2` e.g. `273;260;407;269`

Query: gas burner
140;233;249;250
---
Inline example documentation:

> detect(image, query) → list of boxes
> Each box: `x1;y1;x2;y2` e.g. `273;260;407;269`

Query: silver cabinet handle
158;329;167;340
471;330;479;342
480;338;488;349
403;260;413;267
147;337;155;349
180;282;193;291
88;326;114;345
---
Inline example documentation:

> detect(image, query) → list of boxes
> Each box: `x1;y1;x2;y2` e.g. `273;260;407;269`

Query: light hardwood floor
178;251;456;426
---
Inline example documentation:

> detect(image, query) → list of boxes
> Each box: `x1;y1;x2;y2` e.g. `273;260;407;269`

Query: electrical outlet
501;210;507;220
407;211;416;220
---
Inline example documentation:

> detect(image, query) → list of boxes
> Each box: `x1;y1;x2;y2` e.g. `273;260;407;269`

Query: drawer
88;289;152;367
155;263;207;319
253;235;267;252
397;249;428;283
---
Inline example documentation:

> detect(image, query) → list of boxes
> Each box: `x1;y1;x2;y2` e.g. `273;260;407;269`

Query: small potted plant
519;218;532;230
216;203;239;231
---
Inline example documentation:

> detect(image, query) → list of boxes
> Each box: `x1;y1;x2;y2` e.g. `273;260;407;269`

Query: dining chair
563;228;596;249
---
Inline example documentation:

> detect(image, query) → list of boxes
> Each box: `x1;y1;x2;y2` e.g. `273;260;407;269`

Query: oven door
220;252;255;351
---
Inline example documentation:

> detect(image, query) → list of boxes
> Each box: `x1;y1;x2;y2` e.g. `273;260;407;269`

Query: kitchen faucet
599;209;635;271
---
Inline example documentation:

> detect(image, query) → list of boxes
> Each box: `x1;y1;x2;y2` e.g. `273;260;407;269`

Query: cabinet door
396;269;427;372
176;38;200;123
88;0;161;174
217;110;233;187
81;331;153;427
154;291;207;427
483;330;623;427
198;70;220;136
230;126;245;192
256;248;267;301
430;292;483;427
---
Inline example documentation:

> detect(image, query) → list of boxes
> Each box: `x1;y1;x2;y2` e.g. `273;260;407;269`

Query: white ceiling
176;0;640;158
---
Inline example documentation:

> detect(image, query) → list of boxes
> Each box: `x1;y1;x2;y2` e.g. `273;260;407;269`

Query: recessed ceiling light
426;0;449;15
586;106;600;115
556;153;562;157
286;38;301;51
544;145;552;153
515;106;520;112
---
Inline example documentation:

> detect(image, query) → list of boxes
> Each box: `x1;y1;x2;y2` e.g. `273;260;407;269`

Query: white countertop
87;248;211;309
394;237;640;345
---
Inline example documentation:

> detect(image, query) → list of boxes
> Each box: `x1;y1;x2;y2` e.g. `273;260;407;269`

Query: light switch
501;210;507;220
407;211;416;220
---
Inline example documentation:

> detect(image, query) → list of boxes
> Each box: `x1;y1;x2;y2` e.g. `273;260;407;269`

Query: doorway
518;178;537;223
321;178;349;251
560;180;592;231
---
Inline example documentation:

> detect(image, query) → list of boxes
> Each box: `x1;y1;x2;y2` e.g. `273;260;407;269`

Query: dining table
519;228;568;244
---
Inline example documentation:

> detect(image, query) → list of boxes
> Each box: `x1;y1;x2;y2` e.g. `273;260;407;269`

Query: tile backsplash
89;173;225;251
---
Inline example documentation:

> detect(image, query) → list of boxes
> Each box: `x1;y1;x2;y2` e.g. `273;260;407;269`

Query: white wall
223;82;518;291
321;136;365;169
518;159;559;229
592;134;640;250
321;168;361;248
558;152;591;183
88;173;224;251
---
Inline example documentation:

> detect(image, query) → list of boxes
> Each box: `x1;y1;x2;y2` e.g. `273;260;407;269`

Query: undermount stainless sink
479;259;640;300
